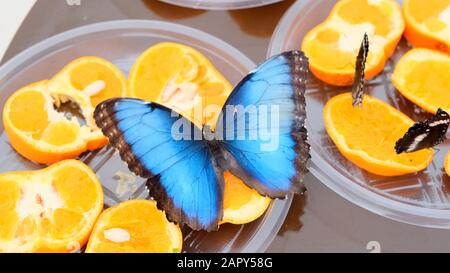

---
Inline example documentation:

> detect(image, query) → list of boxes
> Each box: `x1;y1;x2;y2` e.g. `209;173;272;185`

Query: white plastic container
159;0;282;10
0;20;292;252
268;0;450;229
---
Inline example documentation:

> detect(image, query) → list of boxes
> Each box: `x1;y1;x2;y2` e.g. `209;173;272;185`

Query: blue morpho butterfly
94;51;310;231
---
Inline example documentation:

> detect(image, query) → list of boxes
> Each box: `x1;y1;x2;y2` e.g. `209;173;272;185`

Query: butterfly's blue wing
94;98;223;231
216;51;310;198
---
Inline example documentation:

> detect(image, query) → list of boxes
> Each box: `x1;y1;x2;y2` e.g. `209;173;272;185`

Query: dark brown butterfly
395;108;449;154
352;33;369;107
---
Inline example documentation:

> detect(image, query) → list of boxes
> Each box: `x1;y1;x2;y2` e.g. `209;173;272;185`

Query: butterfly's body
94;51;310;231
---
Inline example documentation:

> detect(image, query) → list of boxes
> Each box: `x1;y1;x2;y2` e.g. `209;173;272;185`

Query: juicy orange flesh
52;166;98;213
0;159;101;251
316;28;341;43
8;90;83;146
303;0;404;76
328;95;432;165
305;1;385;71
0;164;101;249
402;60;450;111
338;0;393;36
408;0;450;32
89;202;174;253
40;123;79;146
48;208;84;240
131;46;228;126
0;179;20;241
223;172;254;210
70;62;123;107
15;215;37;238
9;91;49;140
305;37;375;71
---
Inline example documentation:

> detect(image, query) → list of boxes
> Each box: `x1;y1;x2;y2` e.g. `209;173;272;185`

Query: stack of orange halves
302;0;450;177
0;44;272;252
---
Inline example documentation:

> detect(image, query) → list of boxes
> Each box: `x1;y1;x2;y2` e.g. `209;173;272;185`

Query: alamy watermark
169;100;282;152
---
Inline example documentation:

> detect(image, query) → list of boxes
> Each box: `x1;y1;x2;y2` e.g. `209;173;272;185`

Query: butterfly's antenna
352;33;369;108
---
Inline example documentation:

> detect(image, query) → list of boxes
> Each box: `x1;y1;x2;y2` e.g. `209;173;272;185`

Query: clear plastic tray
268;0;450;229
159;0;282;10
0;20;292;252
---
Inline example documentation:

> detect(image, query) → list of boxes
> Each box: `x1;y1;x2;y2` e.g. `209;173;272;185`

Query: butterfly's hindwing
395;108;450;153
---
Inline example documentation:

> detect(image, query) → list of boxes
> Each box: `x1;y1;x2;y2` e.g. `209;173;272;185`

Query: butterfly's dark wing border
280;50;310;194
94;98;153;178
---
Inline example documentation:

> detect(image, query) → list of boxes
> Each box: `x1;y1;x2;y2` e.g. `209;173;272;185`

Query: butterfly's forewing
216;51;310;198
352;33;369;107
94;98;223;231
395;108;450;153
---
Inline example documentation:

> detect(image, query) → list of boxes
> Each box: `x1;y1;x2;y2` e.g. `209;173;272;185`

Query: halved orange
48;56;127;107
392;48;450;114
48;56;127;130
403;0;450;53
324;93;434;176
301;0;405;86
128;42;232;128
445;151;450;177
85;200;182;253
222;172;271;225
0;160;103;253
3;81;106;164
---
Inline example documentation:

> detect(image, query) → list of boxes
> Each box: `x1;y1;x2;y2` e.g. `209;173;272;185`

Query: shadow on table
277;192;306;236
179;193;305;252
228;0;295;38
142;0;206;19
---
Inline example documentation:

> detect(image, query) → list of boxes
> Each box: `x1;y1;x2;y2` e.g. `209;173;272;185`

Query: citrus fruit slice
445;151;450;177
85;200;182;253
128;42;232;128
301;0;405;86
221;172;271;225
3;81;107;164
0;159;103;253
48;56;127;107
324;93;434;176
392;48;450;114
47;56;127;131
403;0;450;53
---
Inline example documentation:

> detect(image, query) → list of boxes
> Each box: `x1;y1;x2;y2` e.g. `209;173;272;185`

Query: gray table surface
3;0;450;252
